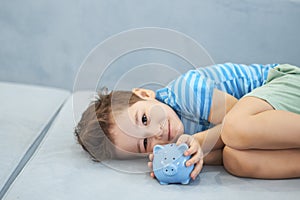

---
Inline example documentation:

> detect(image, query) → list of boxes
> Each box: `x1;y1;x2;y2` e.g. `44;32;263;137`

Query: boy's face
111;89;184;156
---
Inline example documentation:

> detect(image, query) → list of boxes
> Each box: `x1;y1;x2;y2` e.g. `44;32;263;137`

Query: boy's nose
154;131;163;140
142;120;166;138
142;128;160;138
151;131;170;146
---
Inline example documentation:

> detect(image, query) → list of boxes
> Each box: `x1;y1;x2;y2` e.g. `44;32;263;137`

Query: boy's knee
221;113;251;150
223;146;242;176
223;146;257;178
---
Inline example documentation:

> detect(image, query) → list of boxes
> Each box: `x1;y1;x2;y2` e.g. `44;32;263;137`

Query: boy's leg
223;146;300;179
221;96;300;150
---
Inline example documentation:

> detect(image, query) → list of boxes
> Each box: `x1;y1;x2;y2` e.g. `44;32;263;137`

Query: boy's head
75;88;184;161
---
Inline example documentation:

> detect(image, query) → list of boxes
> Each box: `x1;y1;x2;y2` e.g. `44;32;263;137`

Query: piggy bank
153;143;194;185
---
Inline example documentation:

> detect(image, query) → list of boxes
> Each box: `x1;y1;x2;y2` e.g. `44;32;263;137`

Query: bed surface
0;82;69;197
2;90;299;200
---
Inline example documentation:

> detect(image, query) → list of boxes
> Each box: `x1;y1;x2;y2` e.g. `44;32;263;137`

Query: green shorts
244;64;300;114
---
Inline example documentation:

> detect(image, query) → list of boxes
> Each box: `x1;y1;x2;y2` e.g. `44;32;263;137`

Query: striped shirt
155;63;279;134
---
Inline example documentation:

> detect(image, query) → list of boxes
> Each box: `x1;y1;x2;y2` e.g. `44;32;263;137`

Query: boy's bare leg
223;146;300;179
221;96;300;150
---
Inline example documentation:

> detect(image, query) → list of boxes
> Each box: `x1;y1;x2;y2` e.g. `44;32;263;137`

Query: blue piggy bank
153;143;194;185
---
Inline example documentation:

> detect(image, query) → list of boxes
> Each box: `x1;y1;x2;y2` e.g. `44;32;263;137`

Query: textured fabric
156;63;278;134
245;64;300;114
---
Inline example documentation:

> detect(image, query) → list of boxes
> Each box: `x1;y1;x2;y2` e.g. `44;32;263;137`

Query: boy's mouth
167;120;171;141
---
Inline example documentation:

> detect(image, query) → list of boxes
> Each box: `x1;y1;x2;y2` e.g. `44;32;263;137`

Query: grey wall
1;0;300;91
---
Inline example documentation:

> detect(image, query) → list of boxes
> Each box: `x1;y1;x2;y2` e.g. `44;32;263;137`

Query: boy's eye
142;114;147;125
143;138;148;151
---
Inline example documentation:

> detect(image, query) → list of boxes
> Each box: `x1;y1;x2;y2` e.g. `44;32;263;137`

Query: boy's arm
208;89;238;125
194;124;223;153
204;149;223;165
194;89;238;164
193;124;224;165
194;89;238;151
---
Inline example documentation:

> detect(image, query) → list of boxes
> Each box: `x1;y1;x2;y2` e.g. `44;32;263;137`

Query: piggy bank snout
163;164;177;176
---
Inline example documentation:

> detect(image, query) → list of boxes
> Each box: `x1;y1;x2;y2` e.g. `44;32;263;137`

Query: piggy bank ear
177;143;189;154
153;145;164;154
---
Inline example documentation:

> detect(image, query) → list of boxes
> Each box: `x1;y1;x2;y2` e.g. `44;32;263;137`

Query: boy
75;63;300;180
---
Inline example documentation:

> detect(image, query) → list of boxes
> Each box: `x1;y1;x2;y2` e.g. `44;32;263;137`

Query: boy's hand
176;134;204;180
148;134;204;180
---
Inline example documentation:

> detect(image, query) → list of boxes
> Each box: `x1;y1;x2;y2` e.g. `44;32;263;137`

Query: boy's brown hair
74;89;144;161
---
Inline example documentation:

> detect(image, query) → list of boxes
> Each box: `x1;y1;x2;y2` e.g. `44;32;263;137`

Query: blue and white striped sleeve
169;70;215;124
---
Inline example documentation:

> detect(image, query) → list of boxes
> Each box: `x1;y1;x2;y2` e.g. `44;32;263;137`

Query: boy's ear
132;88;155;100
153;145;164;154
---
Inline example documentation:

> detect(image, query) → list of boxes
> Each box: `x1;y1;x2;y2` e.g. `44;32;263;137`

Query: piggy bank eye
172;157;175;160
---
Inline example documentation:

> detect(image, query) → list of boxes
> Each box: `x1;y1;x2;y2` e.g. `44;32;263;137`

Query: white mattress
0;82;70;196
2;91;300;200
